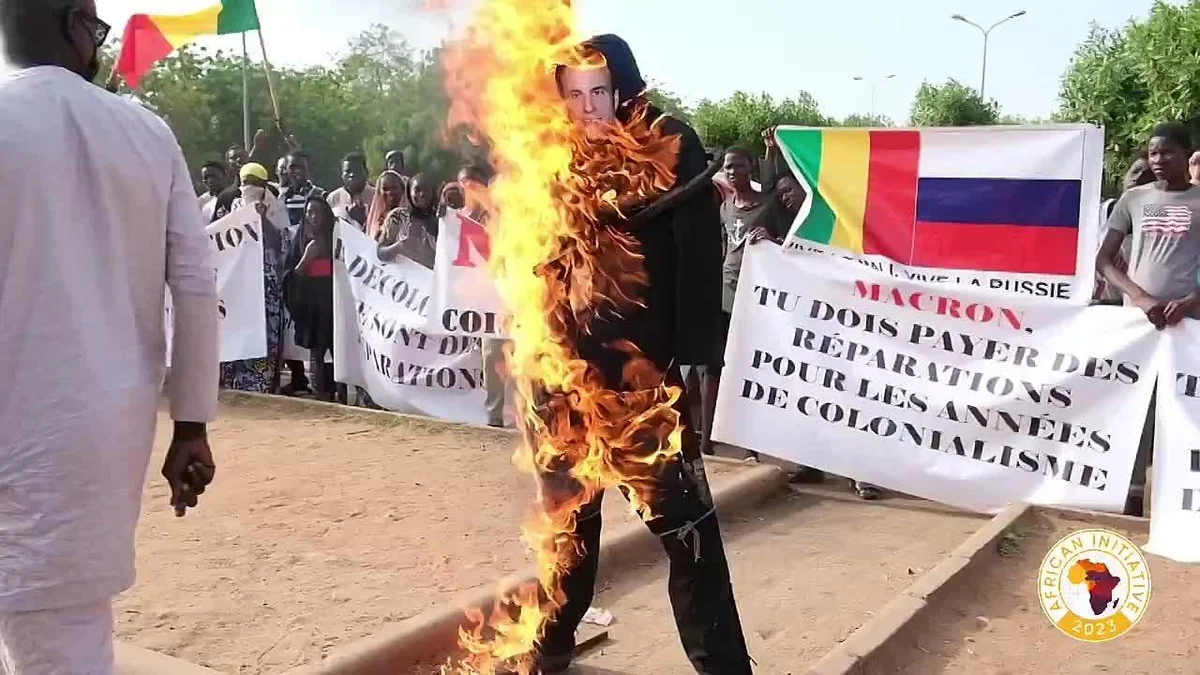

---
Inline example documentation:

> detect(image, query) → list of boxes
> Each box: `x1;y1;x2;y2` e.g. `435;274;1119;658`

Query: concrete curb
115;642;224;675
1036;505;1150;532
281;462;788;675
219;391;517;437
805;502;1033;675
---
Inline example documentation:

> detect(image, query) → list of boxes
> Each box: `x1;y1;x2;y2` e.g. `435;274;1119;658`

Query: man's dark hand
747;226;772;245
1132;295;1168;330
162;427;215;517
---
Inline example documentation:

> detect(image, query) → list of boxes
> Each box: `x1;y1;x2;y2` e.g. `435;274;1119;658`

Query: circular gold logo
1038;528;1151;642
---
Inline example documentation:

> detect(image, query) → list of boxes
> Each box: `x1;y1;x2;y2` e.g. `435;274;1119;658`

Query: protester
275;156;290;191
702;146;789;464
366;169;410;240
1098;123;1200;516
1190;151;1200;186
278;150;325;395
286;194;339;403
281;151;324;234
453;164;512;428
328;151;375;229
0;1;219;670
1096;154;1155;302
210;158;288;225
534;34;750;675
385;149;406;176
226;143;250;175
377;172;439;269
199;160;229;220
219;163;288;394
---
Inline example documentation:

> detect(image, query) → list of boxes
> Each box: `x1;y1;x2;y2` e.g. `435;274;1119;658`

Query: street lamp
852;74;895;119
951;10;1026;99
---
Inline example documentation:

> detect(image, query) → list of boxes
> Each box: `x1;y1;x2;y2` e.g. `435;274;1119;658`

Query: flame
440;0;685;672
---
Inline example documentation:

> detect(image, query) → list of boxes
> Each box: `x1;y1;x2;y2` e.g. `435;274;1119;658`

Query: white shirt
0;66;219;611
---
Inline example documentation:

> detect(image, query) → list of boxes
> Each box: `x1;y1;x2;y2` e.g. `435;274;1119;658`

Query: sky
3;0;1158;122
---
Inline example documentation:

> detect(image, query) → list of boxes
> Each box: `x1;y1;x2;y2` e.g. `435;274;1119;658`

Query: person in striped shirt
279;150;325;396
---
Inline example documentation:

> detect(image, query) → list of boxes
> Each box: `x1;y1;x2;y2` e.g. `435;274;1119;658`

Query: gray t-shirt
720;195;789;313
1106;184;1200;302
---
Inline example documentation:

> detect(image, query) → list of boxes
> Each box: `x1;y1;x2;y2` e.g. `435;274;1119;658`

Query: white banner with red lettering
333;222;488;424
428;210;510;338
713;244;1157;514
166;206;267;364
1145;321;1200;562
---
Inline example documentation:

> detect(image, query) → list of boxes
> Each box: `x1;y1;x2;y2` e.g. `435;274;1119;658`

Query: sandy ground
560;488;985;674
419;486;985;674
114;398;736;674
865;513;1200;675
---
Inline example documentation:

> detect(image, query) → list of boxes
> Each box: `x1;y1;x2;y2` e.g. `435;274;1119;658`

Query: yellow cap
239;162;269;182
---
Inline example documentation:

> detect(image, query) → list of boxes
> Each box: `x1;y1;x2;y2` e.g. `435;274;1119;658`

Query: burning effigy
441;1;751;673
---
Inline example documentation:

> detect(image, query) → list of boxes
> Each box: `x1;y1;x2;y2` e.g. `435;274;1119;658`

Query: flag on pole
777;126;1085;276
115;0;260;88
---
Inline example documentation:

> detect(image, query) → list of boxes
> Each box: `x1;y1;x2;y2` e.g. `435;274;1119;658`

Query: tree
839;113;895;128
691;91;831;156
108;24;471;188
645;84;691;123
1057;2;1200;187
908;80;999;127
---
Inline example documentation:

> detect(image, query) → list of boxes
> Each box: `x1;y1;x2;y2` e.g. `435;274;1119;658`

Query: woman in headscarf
219;162;287;393
365;170;408;240
377;172;439;269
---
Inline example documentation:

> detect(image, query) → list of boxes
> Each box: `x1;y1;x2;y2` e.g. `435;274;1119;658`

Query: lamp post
951;10;1026;99
852;74;895;119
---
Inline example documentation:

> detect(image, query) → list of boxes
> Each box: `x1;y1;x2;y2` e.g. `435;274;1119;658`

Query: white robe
0;67;219;612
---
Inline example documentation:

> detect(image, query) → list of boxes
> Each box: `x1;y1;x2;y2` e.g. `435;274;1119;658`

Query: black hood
556;33;648;120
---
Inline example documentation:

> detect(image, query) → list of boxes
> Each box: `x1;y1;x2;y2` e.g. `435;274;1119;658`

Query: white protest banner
333;222;488;424
776;125;1105;303
1144;321;1200;562
166;207;266;363
428;210;509;338
713;245;1157;514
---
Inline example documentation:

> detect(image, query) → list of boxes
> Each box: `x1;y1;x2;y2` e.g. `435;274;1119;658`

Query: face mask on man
242;185;267;204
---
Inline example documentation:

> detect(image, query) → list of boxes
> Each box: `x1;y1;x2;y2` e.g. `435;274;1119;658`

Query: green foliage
838;113;895;128
1057;2;1200;189
111;24;468;188
909;79;999;127
691;91;831;156
644;83;691;123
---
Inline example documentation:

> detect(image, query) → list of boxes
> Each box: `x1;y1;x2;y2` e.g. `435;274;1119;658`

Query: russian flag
779;127;1086;276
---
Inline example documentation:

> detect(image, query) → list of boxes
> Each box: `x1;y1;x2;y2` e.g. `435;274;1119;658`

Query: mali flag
777;127;1084;276
115;0;260;88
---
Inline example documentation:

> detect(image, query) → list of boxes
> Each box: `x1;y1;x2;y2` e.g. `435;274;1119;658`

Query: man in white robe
0;1;220;673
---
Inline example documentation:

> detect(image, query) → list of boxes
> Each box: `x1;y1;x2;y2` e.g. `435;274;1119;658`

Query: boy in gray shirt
1098;122;1200;516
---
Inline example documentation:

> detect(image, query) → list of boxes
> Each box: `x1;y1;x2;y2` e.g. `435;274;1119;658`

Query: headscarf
366;170;406;239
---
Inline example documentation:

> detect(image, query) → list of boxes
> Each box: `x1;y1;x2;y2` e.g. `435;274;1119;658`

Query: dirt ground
114;398;737;674
865;513;1200;675
420;485;985;674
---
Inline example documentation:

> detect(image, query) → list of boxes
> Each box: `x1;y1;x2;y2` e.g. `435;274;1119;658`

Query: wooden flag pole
254;26;297;149
241;33;251;152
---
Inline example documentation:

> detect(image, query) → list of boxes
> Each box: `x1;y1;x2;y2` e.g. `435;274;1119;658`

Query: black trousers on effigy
534;367;752;674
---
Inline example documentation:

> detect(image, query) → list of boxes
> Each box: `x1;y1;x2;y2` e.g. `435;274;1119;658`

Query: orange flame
440;0;685;672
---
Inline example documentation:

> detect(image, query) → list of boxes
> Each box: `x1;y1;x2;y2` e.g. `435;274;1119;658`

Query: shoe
280;382;311;397
788;466;826;484
1123;495;1144;517
530;653;572;674
854;482;881;500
